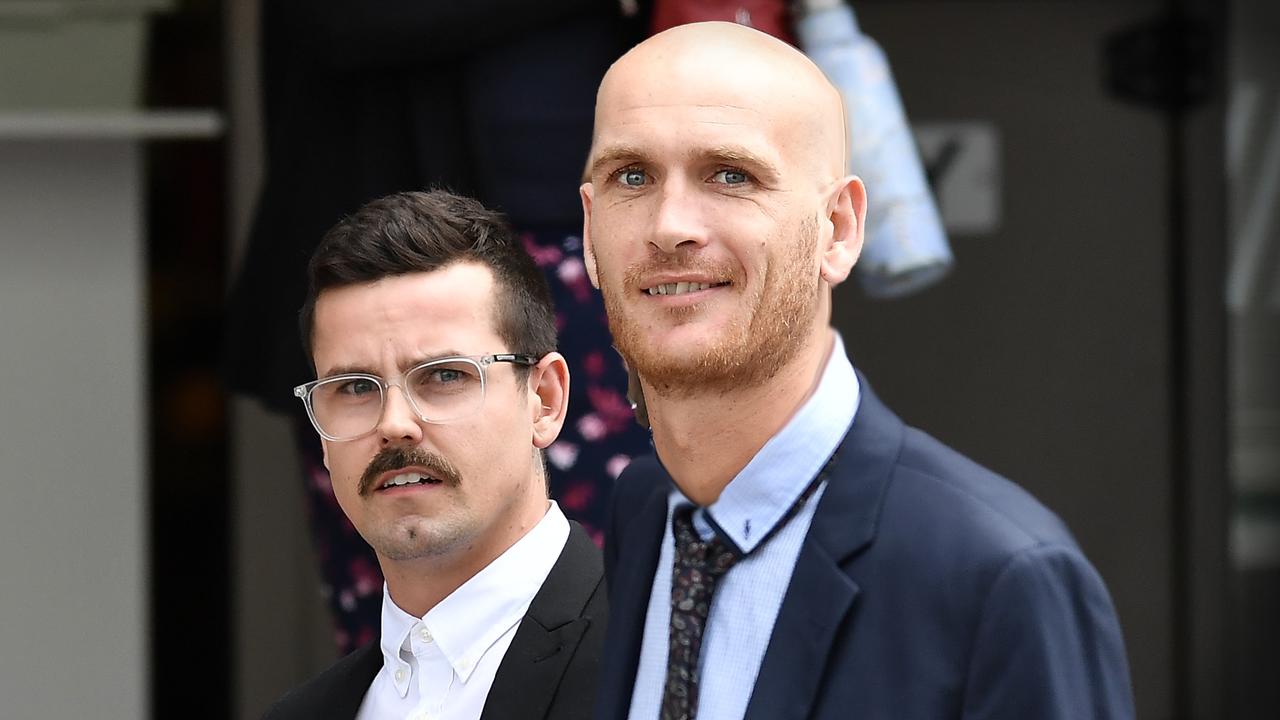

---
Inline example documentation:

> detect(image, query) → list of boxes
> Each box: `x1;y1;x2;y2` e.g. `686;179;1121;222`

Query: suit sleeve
961;544;1136;720
277;0;624;70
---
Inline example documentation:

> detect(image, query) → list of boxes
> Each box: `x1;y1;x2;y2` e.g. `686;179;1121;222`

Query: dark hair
299;190;557;371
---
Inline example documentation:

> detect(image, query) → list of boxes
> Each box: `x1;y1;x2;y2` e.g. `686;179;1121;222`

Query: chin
374;517;474;562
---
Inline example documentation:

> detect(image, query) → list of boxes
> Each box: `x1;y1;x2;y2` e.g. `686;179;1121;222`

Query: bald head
592;21;847;182
579;21;867;407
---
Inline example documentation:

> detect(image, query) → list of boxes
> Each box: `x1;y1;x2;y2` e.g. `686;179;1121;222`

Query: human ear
529;352;570;449
579;183;601;289
820;175;866;286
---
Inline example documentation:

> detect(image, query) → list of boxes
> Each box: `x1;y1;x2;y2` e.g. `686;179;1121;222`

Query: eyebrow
588;144;647;181
319;350;466;379
702;145;782;184
588;143;783;185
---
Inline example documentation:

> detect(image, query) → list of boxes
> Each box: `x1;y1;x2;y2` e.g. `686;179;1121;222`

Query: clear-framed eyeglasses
293;353;539;442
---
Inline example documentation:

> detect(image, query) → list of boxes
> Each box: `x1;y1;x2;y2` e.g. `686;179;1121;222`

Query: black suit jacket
264;521;607;719
597;375;1134;720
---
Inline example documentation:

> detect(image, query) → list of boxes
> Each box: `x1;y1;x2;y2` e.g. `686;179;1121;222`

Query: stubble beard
373;508;479;563
601;217;823;398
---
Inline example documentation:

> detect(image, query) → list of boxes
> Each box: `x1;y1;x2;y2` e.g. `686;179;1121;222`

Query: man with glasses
264;190;604;719
581;22;1134;720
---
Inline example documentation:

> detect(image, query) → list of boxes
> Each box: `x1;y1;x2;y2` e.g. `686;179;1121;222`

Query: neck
645;328;835;506
379;497;550;618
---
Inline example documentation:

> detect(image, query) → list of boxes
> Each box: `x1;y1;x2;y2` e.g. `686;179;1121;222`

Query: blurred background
0;0;1277;717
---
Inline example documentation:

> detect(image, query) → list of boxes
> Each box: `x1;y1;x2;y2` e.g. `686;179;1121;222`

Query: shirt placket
410;621;452;720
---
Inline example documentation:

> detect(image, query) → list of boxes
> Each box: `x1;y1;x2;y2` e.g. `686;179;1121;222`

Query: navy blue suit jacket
598;375;1135;720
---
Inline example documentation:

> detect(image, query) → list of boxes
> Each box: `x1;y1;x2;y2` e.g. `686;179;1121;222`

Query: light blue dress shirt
627;334;861;720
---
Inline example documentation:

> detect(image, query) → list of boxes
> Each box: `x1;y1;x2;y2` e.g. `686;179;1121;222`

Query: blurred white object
795;0;954;298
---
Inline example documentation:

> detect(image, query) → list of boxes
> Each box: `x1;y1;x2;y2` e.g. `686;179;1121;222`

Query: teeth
646;282;714;296
383;472;428;489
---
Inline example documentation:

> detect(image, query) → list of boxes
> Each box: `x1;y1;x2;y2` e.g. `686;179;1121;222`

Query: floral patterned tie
657;453;838;720
660;506;740;720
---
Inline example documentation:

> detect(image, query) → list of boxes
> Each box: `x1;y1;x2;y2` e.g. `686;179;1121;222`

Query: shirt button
419;627;433;643
394;668;405;683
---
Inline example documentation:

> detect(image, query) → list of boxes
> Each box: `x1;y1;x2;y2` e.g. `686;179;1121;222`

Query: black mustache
359;446;462;496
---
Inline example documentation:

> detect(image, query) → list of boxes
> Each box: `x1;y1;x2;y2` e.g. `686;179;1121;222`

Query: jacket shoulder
603;453;667;577
615;453;665;502
260;642;380;719
889;426;1079;555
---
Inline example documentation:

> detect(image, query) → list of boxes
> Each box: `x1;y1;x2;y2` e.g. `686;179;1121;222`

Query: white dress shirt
356;502;570;720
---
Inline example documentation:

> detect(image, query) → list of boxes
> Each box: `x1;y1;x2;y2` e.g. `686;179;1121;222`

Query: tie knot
672;506;738;576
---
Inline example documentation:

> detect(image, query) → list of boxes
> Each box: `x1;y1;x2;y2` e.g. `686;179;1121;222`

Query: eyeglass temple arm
490;353;540;366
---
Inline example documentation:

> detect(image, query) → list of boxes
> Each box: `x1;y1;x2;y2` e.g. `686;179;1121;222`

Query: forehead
311;262;501;375
593;62;820;175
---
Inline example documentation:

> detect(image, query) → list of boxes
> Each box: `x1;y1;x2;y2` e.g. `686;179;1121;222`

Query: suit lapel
744;376;904;720
480;522;603;720
319;642;382;719
596;465;670;720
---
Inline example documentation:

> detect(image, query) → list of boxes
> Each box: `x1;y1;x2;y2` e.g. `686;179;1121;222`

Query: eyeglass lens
308;359;486;439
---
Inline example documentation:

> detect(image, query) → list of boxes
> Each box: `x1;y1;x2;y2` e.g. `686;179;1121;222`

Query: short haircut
299;190;557;372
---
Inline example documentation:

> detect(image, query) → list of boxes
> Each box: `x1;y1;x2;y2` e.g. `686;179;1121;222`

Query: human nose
375;383;423;446
650;178;709;254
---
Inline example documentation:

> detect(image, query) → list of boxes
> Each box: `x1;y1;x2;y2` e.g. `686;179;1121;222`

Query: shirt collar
377;501;570;683
670;331;859;554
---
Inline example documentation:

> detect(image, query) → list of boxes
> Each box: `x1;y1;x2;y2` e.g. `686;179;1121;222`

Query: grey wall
0;139;147;718
836;1;1174;716
1227;0;1280;715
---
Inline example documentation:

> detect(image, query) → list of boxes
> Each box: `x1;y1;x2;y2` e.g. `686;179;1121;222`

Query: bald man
580;22;1134;720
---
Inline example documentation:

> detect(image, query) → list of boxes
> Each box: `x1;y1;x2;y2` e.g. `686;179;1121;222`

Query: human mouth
643;281;728;296
378;471;444;491
360;447;461;496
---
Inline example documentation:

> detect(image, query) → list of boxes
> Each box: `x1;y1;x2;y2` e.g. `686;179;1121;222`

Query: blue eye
712;169;749;185
618;168;647;187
